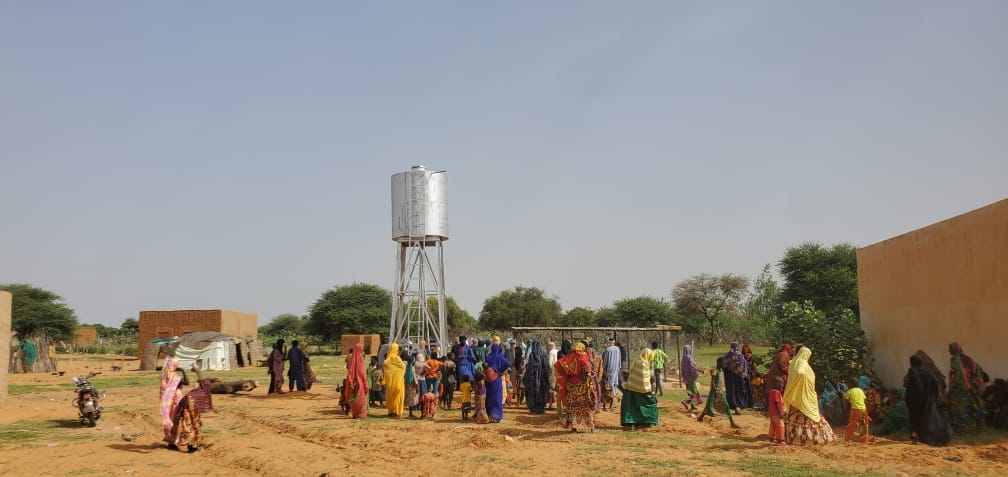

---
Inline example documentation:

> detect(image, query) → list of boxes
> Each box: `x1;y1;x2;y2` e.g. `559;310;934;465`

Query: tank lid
412;164;426;171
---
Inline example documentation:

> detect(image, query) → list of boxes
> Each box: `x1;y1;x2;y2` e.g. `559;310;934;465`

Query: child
698;356;740;429
845;377;870;442
504;373;513;407
767;376;786;445
440;353;457;409
369;359;385;407
459;375;473;420
421;391;438;419
472;371;489;424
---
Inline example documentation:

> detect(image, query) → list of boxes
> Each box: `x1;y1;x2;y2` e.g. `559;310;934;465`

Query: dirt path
2;357;1007;476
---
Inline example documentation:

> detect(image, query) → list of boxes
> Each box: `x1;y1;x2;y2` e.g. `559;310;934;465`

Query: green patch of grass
7;384;65;395
630;458;684;471
0;419;105;447
733;457;881;477
66;468;98;476
691;344;773;370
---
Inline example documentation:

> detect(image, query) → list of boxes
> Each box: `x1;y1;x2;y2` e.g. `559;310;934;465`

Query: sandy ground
2;355;1007;477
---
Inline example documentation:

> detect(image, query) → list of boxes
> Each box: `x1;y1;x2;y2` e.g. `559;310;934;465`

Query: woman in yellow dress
383;343;406;417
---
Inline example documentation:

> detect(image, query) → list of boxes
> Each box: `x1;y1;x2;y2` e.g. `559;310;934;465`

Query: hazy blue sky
2;2;1005;327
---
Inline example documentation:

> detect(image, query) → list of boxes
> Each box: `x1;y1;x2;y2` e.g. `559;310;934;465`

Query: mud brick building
137;309;258;365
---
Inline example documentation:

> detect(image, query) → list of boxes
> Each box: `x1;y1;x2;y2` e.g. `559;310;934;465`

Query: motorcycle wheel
86;412;96;427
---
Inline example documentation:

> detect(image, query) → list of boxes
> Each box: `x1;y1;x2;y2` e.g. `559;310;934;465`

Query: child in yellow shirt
845;377;870;442
459;376;473;421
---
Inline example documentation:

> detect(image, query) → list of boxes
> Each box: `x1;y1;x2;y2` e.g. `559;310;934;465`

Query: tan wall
138;309;258;362
219;310;258;341
0;291;11;398
857;199;1008;387
73;327;98;347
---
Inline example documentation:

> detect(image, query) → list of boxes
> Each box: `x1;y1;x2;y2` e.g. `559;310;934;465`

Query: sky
1;2;1006;328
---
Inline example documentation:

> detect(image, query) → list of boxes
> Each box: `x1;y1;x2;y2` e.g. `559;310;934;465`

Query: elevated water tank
391;165;448;242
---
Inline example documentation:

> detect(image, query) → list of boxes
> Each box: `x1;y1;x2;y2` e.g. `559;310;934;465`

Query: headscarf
725;342;749;378
680;344;700;385
485;343;511;374
783;347;821;421
912;350;947;397
558;339;573;359
949;342;986;392
573;341;586;352
384;343;406;378
547;341;558;368
859;375;871;390
625;348;654;394
346;343;369;406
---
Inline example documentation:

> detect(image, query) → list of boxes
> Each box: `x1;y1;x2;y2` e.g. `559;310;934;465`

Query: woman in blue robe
484;343;511;422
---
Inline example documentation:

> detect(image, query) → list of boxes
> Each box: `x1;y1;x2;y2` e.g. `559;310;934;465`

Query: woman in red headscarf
345;343;370;418
554;342;599;432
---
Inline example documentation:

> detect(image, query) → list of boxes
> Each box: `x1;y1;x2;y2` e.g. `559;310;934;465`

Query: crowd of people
677;340;1002;447
156;335;1005;452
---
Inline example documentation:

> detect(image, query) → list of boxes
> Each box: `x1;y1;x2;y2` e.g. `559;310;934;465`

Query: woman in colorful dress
782;347;836;445
680;344;703;412
382;343;406;418
345;343;369;418
947;342;988;433
267;339;286;394
621;348;659;429
554;341;599;432
169;364;213;453
159;357;183;443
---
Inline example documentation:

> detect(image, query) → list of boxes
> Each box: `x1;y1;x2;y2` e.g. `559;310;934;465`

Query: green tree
558;306;596;327
744;264;782;343
259;313;306;338
594;306;618;327
478;286;561;330
305;283;392;342
120;318;139;333
0;283;78;339
610;296;676;327
776;300;868;385
778;242;859;315
671;273;749;345
426;296;478;333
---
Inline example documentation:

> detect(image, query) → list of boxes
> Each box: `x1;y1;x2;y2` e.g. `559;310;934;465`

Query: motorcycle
71;372;104;427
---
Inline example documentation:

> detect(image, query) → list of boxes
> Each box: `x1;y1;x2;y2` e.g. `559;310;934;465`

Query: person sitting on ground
875;388;911;436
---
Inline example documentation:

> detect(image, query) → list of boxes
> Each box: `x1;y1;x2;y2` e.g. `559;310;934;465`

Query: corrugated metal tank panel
391;166;448;241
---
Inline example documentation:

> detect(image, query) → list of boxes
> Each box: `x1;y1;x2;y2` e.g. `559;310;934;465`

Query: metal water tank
391;165;448;241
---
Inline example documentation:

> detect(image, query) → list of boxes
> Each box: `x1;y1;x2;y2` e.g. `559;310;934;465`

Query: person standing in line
383;343;406;418
905;354;952;446
782;347;836;445
345;343;370;418
547;341;558;409
650;341;669;397
621;348;659;429
267;339;286;394
601;338;622;408
286;339;307;392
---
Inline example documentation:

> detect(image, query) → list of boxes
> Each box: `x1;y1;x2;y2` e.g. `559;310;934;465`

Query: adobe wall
219;310;258;340
137;310;224;362
0;291;11;398
857;199;1008;387
73;326;98;347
